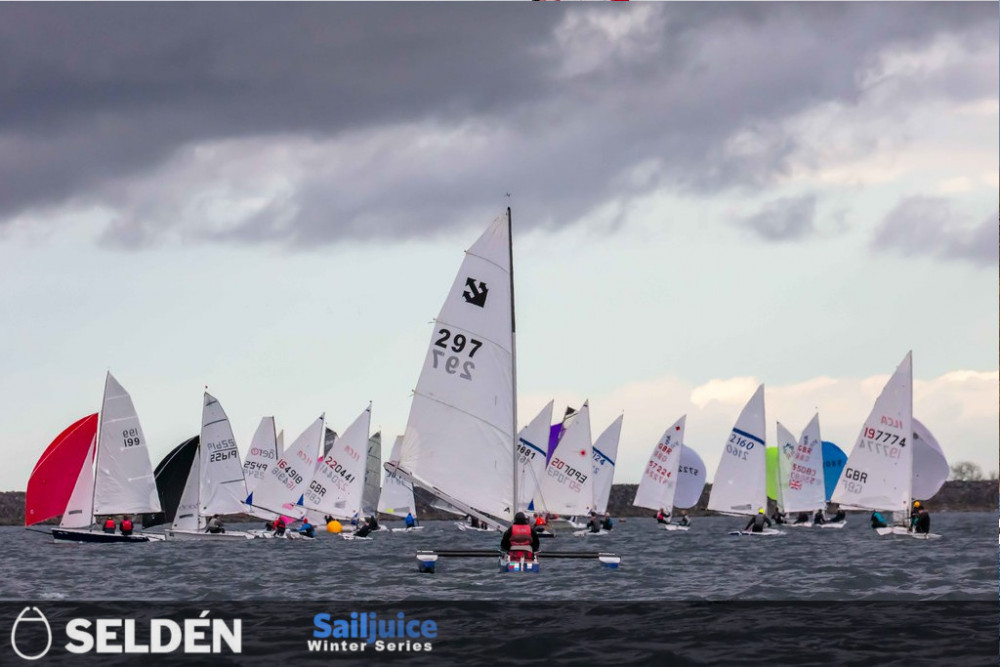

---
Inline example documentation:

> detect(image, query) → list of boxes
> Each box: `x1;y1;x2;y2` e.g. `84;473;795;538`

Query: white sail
776;415;826;514
674;445;707;509
93;372;162;515
536;401;594;516
172;454;202;532
591;415;624;514
199;393;249;516
243;417;279;495
378;436;417;517
707;384;767;516
911;417;948;500
832;352;913;512
517;401;554;512
396;213;516;522
361;432;382;516
60;436;96;529
248;415;325;517
633;415;686;512
277;430;285;454
303;405;371;520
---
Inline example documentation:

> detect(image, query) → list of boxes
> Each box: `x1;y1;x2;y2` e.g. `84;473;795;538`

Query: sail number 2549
432;328;483;381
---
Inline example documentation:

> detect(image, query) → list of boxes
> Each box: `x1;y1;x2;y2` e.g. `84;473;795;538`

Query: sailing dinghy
831;352;941;539
385;209;619;573
633;415;696;532
777;415;842;529
27;373;164;543
378;436;424;532
708;385;783;536
167;393;254;540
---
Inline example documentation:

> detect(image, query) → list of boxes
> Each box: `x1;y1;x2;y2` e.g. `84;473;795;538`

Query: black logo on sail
463;278;488;308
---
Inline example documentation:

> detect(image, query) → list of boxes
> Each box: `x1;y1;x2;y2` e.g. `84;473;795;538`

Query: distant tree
948;461;984;481
990;470;999;481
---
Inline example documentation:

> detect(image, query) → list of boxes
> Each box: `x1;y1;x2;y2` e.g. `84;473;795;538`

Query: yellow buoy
327;520;342;534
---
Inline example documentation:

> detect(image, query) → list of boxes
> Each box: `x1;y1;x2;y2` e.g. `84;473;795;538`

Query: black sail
141;436;198;528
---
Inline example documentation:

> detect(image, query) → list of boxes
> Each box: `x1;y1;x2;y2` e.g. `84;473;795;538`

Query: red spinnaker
25;414;98;526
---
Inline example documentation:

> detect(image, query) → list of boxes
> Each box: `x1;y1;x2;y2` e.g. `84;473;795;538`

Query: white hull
875;526;941;540
342;533;373;541
660;524;690;532
166;529;256;541
455;522;494;533
787;521;847;529
573;529;610;537
729;528;784;536
391;526;425;533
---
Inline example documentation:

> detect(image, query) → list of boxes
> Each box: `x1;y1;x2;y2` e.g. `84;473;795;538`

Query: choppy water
3;513;996;601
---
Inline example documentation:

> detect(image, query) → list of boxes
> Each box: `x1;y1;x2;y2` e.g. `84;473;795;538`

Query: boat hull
166;529;255;541
661;524;690;532
728;529;784;537
499;555;539;573
391;526;425;533
51;528;161;543
875;526;941;540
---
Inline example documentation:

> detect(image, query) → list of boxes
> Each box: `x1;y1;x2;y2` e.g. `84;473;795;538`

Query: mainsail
535;401;594;516
707;384;767;516
832;352;913;512
199;393;249;516
517;401;554;512
248;415;325;518
378;436;417;517
395;211;517;523
591;415;624;514
911;418;948;500
776;415;826;514
362;432;382;516
243;417;279;495
633;415;686;513
303;405;371;520
93;373;161;516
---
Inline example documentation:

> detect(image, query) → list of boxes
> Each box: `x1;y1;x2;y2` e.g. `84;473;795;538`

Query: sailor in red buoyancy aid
102;517;116;534
120;516;134;536
500;512;540;561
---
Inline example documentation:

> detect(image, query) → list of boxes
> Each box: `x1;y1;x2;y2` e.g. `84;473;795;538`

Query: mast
508;206;519;517
90;372;110;529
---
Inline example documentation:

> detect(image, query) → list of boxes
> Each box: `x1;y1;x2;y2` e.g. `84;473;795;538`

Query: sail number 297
432;328;482;381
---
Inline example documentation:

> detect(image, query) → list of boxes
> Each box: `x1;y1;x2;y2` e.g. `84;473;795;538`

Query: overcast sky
3;3;997;493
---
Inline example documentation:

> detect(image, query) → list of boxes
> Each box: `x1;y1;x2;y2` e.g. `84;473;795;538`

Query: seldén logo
310;611;436;654
11;607;52;661
10;608;242;659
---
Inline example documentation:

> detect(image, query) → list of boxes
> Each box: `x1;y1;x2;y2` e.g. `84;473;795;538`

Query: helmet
758;508;765;514
913;501;920;508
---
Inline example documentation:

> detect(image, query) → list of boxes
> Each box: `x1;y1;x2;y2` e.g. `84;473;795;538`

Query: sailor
770;510;785;525
102;517;116;534
350;511;359;526
813;509;826;525
743;508;772;533
120;515;134;536
404;512;417;529
601;513;614;531
587;512;601;533
355;516;375;538
793;511;810;525
913;505;931;534
870;511;888;529
368;515;380;531
909;501;921;530
656;508;671;524
830;508;846;523
500;511;540;561
206;515;225;534
678;510;691;527
273;517;287;537
298;518;315;538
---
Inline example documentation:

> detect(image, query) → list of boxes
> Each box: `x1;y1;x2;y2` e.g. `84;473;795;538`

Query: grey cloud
872;196;999;266
737;194;819;242
0;3;995;248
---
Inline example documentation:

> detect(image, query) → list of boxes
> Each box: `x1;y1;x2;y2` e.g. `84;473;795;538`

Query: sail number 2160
432;328;483;381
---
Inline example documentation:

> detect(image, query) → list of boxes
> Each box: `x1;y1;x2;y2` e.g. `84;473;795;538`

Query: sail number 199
431;328;482;381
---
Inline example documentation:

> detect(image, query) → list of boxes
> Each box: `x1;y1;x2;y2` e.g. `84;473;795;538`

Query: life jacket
121;519;133;531
510;523;532;547
103;518;115;531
